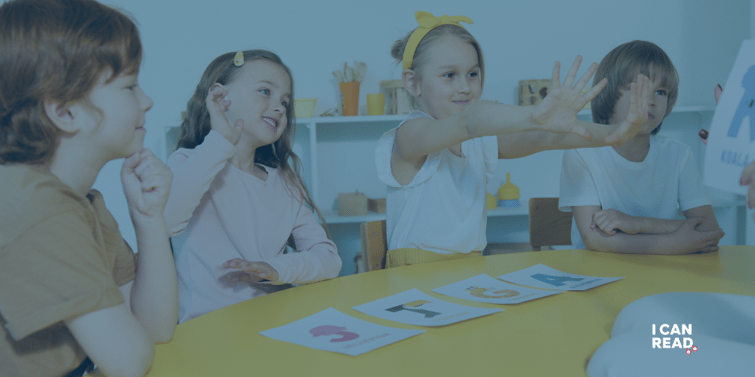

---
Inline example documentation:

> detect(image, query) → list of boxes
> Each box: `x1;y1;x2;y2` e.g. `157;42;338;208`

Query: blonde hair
177;50;329;237
591;40;679;134
391;24;485;88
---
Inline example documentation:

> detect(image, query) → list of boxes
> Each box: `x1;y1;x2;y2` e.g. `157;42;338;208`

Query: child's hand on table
531;56;606;140
671;218;724;254
224;259;280;283
207;84;243;145
121;148;173;222
605;74;651;145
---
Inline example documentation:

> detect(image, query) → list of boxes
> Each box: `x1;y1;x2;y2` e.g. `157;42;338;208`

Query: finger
569;124;592;140
120;149;143;177
562;55;583;88
574;62;599;92
740;162;755;185
639;75;650;115
224;258;251;270
714;84;723;104
581;78;606;104
551;61;562;89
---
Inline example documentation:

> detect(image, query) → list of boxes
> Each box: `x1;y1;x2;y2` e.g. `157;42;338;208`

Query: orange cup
339;82;360;116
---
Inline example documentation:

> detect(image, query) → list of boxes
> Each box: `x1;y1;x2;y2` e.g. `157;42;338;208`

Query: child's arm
120;149;177;341
497;74;650;159
163;86;243;236
394;57;597;163
64;304;155;377
683;205;721;233
223;206;341;284
572;205;724;254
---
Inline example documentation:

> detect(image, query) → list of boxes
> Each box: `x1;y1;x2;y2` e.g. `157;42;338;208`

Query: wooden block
368;198;386;214
338;192;367;216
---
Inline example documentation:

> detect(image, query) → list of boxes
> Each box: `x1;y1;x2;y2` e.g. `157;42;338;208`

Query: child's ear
402;69;420;98
43;100;78;133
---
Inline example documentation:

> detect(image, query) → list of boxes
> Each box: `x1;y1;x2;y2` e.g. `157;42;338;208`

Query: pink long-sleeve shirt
164;131;341;323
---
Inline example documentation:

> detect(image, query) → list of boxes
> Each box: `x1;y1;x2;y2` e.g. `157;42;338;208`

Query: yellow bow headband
402;11;473;70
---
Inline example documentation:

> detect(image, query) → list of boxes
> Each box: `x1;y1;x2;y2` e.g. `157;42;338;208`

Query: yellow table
148;246;755;376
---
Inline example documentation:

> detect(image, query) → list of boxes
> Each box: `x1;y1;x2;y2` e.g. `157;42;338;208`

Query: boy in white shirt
559;40;724;254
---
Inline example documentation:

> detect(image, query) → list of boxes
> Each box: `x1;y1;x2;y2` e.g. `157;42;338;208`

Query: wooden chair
360;220;387;271
528;198;573;251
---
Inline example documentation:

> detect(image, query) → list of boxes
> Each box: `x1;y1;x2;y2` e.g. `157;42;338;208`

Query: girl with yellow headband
375;11;651;267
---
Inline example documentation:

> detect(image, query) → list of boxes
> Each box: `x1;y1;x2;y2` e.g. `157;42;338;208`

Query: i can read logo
465;286;519;299
385;300;441;318
309;325;359;342
651;324;697;354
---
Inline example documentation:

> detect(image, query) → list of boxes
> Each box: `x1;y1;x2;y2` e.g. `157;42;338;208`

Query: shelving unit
162;105;748;276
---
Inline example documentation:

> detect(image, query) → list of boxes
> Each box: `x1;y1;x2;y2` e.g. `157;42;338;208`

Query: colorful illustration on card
309;325;359;342
260;308;424;356
385;300;441;318
497;264;623;291
704;39;755;195
353;289;502;327
433;274;562;304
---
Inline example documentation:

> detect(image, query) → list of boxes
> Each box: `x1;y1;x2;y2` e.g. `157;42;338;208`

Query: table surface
147;246;755;376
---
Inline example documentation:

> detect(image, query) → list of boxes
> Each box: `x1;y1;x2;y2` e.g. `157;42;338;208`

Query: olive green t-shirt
0;164;136;376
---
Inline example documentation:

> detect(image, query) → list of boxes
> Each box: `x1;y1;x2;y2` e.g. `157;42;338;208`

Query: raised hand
206;84;243;145
223;258;279;283
532;55;607;140
121;149;173;220
591;209;643;235
672;218;724;254
605;74;650;145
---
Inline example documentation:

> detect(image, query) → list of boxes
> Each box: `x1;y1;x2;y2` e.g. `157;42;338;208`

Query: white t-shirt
375;111;498;254
559;135;710;249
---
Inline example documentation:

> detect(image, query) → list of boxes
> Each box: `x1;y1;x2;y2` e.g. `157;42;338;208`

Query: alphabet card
259;307;424;356
352;289;502;327
704;39;755;195
497;264;623;291
432;273;562;304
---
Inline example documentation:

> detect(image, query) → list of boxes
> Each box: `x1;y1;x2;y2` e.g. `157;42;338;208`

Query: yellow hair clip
233;51;244;67
402;11;473;70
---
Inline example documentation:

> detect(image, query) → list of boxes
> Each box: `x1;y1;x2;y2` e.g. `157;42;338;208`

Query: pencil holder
339;82;360;116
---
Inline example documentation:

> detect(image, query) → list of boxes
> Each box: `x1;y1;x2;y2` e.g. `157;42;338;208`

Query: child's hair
591;40;679;134
391;24;486;88
176;50;329;236
0;0;142;164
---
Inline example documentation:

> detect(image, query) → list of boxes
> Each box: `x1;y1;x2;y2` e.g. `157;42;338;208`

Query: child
559;40;725;254
164;50;342;323
376;11;651;266
0;0;177;376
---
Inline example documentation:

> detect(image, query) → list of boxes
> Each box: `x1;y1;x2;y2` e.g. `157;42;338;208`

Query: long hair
176;50;329;237
0;0;142;164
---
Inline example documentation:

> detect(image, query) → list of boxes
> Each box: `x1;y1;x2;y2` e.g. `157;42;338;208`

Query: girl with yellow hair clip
376;11;652;267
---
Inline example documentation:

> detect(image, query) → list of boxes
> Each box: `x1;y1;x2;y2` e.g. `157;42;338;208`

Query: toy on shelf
294;98;317;118
338;191;368;216
380;79;413;115
497;173;520;207
368;198;386;214
486;192;497;210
